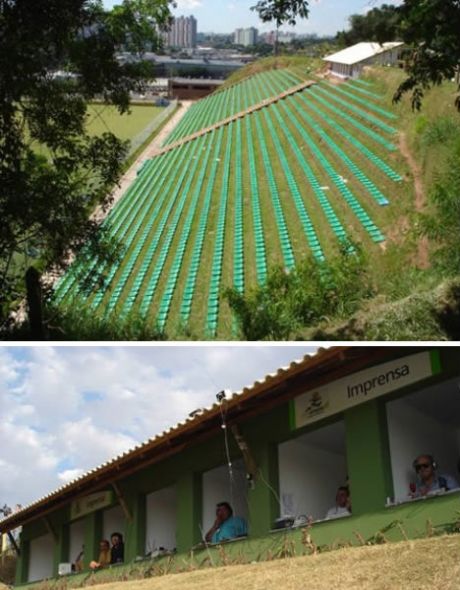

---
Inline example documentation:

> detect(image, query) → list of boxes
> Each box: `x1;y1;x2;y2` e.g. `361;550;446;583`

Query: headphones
412;455;437;470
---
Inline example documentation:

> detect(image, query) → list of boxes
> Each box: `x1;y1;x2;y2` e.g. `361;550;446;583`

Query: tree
336;4;402;48
393;0;460;111
0;0;174;332
251;0;309;55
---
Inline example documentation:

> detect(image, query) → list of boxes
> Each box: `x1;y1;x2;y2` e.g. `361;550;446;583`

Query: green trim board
291;351;435;430
430;349;442;376
70;491;113;521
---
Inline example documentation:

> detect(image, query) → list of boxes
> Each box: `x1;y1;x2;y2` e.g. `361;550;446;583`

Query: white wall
278;438;347;522
69;518;85;564
387;398;460;501
103;505;125;542
145;486;177;553
202;460;248;535
28;533;54;582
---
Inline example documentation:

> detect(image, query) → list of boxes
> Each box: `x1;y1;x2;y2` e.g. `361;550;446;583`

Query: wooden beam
231;424;258;482
6;531;20;556
43;516;57;542
111;482;133;523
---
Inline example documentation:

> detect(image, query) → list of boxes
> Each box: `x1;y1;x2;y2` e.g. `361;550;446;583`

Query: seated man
89;539;111;570
205;501;247;544
411;454;459;497
325;486;351;520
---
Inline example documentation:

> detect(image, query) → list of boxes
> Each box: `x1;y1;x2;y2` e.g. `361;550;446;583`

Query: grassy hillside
54;59;417;339
46;57;460;340
30;535;460;590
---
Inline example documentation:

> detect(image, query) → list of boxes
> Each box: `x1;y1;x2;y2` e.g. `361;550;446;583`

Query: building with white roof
323;42;404;79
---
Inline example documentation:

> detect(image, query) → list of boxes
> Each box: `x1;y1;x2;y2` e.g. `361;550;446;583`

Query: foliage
250;0;309;54
1;301;167;341
0;0;173;330
224;245;374;340
421;133;460;274
394;0;460;111
336;4;402;47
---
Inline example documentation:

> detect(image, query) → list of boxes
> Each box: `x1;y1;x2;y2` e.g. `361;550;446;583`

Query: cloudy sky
0;345;315;509
102;0;403;37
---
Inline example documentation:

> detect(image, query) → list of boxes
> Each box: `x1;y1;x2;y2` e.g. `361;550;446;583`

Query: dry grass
76;535;460;590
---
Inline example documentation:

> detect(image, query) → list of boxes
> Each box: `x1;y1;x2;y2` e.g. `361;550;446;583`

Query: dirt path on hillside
399;131;430;270
93;101;193;222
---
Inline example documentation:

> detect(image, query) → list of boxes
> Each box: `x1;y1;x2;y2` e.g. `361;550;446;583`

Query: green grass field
86;104;163;142
54;63;418;339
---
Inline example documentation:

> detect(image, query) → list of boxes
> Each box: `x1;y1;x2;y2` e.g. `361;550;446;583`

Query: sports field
54;67;413;339
86;104;164;142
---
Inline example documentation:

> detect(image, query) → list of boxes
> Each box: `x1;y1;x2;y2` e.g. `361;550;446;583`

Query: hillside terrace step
150;79;316;158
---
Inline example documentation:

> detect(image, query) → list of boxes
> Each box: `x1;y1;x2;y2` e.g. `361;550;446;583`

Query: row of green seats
311;85;397;135
271;69;396;154
113;140;201;317
253;75;325;261
252;108;296;269
296;93;402;181
247;75;296;269
288;96;390;206
86;150;184;307
55;154;165;305
137;134;210;320
165;88;221;144
321;82;398;121
233;117;245;294
155;132;217;331
277;100;385;244
206;125;233;335
282;79;396;151
53;157;158;303
245;113;267;284
257;73;351;250
179;128;225;324
343;82;384;100
93;141;194;315
353;79;375;88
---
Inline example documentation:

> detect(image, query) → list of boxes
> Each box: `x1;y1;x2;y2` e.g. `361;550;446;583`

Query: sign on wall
70;491;113;521
292;351;440;430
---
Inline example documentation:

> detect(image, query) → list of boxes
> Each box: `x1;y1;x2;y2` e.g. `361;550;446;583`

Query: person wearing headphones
411;454;459;497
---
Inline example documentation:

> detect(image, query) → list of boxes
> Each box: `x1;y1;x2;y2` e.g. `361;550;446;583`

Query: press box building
2;346;460;586
323;42;404;79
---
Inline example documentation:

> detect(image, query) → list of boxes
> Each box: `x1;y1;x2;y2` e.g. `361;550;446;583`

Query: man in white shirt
325;486;351;520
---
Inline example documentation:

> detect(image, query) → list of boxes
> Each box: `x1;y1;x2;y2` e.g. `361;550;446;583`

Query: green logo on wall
70;491;113;520
303;390;329;419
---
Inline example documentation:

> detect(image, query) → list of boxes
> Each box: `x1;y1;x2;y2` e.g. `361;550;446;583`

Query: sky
102;0;403;37
0;345;316;509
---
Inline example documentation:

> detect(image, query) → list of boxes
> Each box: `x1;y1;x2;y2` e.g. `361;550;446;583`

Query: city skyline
102;0;403;37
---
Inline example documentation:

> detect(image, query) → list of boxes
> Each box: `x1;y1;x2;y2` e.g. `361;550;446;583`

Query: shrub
224;244;374;340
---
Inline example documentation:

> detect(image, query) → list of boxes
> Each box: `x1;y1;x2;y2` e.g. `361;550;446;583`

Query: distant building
234;27;258;47
163;15;198;48
277;31;296;44
262;31;277;46
323;41;404;79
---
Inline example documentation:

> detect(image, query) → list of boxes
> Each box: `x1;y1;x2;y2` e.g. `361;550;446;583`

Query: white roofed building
323;42;404;80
